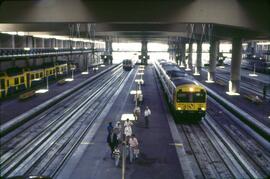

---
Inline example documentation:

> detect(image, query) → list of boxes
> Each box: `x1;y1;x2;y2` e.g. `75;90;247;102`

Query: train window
1;79;5;89
50;70;52;75
53;69;55;73
7;80;9;87
14;78;19;85
40;72;43;77
20;76;24;83
193;92;206;102
31;74;35;80
36;73;39;78
177;92;191;102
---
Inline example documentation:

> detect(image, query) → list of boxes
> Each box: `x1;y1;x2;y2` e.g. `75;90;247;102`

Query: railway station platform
197;68;270;124
212;66;270;86
0;64;112;124
56;65;186;179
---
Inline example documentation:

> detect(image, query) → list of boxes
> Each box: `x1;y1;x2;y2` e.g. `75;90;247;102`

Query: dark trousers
145;116;149;128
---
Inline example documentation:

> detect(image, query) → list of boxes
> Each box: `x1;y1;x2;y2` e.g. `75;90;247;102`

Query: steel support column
196;41;202;75
180;43;186;68
209;38;219;81
230;37;242;93
187;42;193;70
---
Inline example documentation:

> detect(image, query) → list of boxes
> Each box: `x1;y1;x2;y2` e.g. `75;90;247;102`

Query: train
154;59;207;121
241;55;270;74
122;59;133;71
0;63;70;99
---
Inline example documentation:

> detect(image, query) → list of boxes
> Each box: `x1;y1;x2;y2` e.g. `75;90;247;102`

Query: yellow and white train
155;59;207;121
0;63;68;99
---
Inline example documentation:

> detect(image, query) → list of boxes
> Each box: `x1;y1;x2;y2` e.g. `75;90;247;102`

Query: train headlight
189;87;194;92
201;107;206;111
177;107;182;110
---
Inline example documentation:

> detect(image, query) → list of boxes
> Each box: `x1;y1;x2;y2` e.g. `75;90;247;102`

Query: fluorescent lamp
130;90;142;95
121;113;135;121
35;89;48;93
180;64;185;68
24;47;31;51
257;42;270;45
135;79;144;84
81;72;89;75
137;72;144;75
65;78;74;82
1;31;17;35
54;47;59;50
100;65;105;67
249;73;258;77
17;31;25;36
32;78;41;81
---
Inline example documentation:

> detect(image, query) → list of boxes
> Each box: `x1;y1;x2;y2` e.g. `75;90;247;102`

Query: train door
26;73;31;88
0;78;6;98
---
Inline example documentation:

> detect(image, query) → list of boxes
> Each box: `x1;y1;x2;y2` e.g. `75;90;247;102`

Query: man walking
144;106;151;128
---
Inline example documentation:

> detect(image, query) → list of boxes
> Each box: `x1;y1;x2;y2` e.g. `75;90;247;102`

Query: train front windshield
177;91;206;103
123;60;132;65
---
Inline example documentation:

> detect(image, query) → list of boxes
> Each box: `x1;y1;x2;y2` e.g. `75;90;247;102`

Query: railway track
205;97;270;178
0;65;130;178
178;100;270;179
180;124;235;178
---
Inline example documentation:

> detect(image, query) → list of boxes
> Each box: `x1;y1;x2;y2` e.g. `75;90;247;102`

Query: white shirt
124;126;132;137
144;109;151;117
124;121;133;127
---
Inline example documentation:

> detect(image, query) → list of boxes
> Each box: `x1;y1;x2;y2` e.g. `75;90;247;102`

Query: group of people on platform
106;105;151;167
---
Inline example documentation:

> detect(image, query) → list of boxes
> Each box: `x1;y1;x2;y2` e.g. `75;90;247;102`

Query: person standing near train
107;128;118;158
107;122;113;135
144;106;151;128
128;134;139;163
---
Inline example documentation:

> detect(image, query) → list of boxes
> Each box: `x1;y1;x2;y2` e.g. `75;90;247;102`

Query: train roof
157;59;167;63
172;78;196;87
166;70;187;78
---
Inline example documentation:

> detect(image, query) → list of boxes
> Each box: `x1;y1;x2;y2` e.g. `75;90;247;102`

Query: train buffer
19;90;36;100
243;93;263;104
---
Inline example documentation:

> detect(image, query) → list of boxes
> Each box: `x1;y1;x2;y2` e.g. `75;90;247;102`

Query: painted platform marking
169;143;183;147
81;142;94;145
